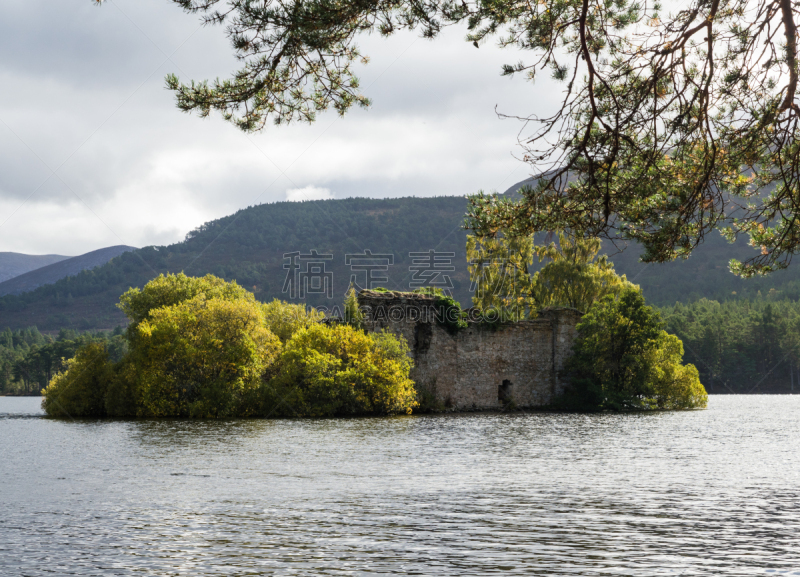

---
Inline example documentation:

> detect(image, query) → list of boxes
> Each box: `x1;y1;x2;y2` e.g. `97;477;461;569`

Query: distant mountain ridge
0;252;70;283
1;182;800;331
0;246;137;297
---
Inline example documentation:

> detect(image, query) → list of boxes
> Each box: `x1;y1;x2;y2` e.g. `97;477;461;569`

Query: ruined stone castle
358;290;582;410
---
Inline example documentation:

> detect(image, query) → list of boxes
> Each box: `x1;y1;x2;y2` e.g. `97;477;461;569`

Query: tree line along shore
5;296;794;397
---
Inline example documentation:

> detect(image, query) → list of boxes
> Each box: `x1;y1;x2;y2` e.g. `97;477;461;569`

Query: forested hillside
0;197;472;331
3;193;800;332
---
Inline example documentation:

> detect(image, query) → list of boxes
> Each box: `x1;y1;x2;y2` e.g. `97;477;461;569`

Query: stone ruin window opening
499;380;513;404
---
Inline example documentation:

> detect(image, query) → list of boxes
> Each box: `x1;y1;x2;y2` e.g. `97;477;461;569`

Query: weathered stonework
358;290;582;410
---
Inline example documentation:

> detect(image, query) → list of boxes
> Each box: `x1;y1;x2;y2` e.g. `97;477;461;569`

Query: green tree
0;355;14;393
118;272;255;328
264;323;417;417
530;233;637;312
467;234;534;320
0;327;117;395
11;349;36;394
261;298;325;342
563;288;707;410
344;285;365;328
660;297;800;393
42;343;115;418
130;295;282;418
90;0;800;275
467;232;634;316
645;332;708;410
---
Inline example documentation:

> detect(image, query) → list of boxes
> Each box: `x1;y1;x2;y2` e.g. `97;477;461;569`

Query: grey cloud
0;0;565;255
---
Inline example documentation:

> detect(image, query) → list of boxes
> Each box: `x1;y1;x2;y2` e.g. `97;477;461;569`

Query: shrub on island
42;273;416;418
42;342;115;418
561;288;708;411
263;323;417;417
126;295;281;418
262;299;326;342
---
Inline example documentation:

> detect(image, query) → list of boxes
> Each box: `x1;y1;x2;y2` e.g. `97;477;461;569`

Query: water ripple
1;396;799;575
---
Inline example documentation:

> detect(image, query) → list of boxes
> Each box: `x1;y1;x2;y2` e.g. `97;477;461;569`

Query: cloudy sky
0;0;563;256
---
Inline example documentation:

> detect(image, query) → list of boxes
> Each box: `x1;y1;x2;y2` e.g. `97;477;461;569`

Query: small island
42;233;707;419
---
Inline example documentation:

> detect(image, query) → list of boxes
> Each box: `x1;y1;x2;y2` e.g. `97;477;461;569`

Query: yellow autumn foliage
131;295;281;418
264;324;417;417
43;274;416;419
645;332;708;410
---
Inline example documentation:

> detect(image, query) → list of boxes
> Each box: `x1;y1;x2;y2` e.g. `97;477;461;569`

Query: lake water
1;396;799;576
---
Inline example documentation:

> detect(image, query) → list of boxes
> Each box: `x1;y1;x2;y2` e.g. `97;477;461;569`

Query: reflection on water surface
1;396;798;575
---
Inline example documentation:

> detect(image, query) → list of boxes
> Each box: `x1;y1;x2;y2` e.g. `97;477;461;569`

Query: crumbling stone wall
359;291;582;410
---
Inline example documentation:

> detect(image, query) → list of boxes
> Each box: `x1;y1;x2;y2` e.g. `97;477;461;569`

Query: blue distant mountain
0;245;137;297
0;252;70;283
